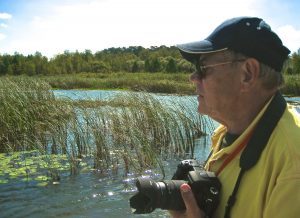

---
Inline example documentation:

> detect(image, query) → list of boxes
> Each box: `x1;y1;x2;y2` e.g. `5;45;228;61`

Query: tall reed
0;77;76;183
81;92;213;175
0;77;211;183
0;77;72;152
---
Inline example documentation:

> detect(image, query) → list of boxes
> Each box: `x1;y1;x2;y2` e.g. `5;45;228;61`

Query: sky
0;0;300;58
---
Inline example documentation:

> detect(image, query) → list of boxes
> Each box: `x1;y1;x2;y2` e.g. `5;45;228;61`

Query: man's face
190;52;244;124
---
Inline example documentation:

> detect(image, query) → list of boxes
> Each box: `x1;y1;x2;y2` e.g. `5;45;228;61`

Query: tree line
0;46;193;76
285;52;300;75
0;45;299;76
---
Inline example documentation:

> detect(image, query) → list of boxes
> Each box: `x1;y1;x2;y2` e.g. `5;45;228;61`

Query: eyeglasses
195;59;246;79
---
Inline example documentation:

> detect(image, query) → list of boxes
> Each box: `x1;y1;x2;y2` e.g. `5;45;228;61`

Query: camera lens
129;178;186;213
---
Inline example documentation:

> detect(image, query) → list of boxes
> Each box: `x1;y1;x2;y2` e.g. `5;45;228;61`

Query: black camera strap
223;92;287;218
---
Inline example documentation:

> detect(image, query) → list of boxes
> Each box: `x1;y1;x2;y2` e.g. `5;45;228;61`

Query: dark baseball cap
177;17;290;72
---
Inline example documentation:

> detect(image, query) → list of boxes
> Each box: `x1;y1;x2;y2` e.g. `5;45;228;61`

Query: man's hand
169;183;205;218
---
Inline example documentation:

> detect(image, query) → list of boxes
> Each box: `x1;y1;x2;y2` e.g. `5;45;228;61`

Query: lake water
0;160;175;218
0;90;299;218
0;146;211;218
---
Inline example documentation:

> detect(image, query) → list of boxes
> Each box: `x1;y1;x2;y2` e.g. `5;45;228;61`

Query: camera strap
223;91;287;218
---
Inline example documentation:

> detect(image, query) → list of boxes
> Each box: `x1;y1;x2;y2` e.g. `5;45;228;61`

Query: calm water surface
0;143;211;218
0;160;178;218
1;90;299;218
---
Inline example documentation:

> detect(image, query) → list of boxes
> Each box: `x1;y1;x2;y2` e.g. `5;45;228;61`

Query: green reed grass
0;77;71;152
0;77;211;184
80;92;213;175
39;72;195;94
5;73;300;96
0;77;77;183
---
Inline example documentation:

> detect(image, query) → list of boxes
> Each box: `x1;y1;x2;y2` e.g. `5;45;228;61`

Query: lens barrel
129;178;186;213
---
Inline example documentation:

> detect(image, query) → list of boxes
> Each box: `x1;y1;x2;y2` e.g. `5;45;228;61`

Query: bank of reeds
35;73;300;96
39;72;195;94
0;77;211;184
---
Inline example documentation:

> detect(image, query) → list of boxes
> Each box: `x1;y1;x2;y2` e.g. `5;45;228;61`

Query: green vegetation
0;46;193;76
0;77;71;153
2;72;299;96
1;45;300;95
39;72;195;94
281;53;300;96
0;46;299;185
0;151;70;186
12;73;300;97
0;77;213;185
0;46;299;77
284;52;300;75
281;74;300;96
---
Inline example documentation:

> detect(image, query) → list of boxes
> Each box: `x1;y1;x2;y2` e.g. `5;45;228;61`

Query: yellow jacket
205;97;300;218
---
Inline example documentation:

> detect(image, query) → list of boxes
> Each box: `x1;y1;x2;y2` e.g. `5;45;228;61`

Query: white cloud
3;0;296;57
276;25;300;53
1;23;8;28
0;33;6;40
0;13;12;20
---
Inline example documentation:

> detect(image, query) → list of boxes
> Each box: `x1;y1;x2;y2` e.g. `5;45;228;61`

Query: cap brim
177;40;227;63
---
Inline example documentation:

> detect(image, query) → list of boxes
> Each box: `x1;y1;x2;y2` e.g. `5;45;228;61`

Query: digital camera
129;159;221;217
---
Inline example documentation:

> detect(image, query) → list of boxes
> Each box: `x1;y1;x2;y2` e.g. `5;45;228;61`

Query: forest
1;45;299;76
0;46;191;76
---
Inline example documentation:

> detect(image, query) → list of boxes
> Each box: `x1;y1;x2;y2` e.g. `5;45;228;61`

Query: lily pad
35;175;49;181
0;179;8;184
36;181;48;187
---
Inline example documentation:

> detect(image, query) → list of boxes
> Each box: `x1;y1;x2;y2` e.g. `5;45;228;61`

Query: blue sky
0;0;299;58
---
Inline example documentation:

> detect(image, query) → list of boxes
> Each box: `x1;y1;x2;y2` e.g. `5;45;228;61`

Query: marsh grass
0;77;211;184
0;77;77;184
4;73;300;96
39;72;195;94
74;92;212;176
0;77;72;152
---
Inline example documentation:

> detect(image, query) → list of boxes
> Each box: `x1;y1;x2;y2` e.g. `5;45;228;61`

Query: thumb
180;183;203;218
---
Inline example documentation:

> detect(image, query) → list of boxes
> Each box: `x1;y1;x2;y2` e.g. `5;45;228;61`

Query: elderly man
170;17;300;218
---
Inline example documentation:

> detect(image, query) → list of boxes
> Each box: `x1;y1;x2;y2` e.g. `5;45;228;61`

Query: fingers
169;183;205;218
168;209;185;218
180;183;204;218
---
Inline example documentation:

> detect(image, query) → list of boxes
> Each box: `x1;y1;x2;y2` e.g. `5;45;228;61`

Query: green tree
24;62;36;76
291;53;300;74
33;52;49;75
165;57;177;73
145;57;161;72
0;59;5;75
91;61;111;73
7;65;13;75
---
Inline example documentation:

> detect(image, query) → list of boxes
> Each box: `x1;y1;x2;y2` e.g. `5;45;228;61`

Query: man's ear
240;58;260;91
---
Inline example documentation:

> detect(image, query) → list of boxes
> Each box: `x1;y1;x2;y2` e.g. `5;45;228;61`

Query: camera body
129;159;221;217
